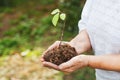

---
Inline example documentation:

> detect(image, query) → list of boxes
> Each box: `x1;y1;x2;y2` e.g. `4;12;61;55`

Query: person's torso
87;0;120;55
85;0;120;80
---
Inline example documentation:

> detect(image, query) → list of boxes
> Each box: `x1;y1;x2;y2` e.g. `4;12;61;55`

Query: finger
59;56;76;69
60;64;79;73
61;41;69;45
62;69;74;73
47;41;60;50
46;41;68;51
43;62;60;70
40;57;44;62
60;59;84;73
59;61;74;70
42;41;68;57
59;65;75;73
41;50;48;58
64;65;79;72
41;41;60;57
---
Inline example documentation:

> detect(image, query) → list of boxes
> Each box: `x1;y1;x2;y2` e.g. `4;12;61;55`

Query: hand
41;41;69;70
59;55;89;73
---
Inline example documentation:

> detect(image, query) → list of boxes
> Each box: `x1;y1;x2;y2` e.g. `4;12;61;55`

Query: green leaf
60;13;66;20
51;9;60;15
52;13;60;26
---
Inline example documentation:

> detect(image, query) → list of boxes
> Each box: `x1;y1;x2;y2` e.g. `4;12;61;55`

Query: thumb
59;62;72;70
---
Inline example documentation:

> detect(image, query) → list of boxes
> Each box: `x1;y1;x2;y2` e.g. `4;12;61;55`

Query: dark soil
43;44;78;65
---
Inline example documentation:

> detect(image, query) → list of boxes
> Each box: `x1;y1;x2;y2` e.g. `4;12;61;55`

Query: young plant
51;9;66;45
43;9;77;65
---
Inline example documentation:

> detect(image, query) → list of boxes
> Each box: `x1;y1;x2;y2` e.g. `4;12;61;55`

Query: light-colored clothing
78;0;120;80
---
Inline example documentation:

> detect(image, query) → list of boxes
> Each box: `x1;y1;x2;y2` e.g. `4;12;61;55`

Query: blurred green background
0;0;95;80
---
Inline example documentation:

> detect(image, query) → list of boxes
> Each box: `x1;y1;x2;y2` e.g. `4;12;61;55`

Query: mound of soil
43;44;78;65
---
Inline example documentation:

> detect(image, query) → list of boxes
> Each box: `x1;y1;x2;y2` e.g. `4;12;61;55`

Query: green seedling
51;9;66;45
43;9;77;65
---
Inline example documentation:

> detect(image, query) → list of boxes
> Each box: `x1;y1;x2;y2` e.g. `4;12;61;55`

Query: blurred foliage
0;0;27;7
59;0;82;33
39;0;55;5
0;0;83;32
0;15;53;55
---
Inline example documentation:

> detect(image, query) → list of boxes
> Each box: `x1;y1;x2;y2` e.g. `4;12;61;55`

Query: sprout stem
59;20;66;47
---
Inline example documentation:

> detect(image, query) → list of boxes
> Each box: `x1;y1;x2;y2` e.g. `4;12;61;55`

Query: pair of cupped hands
41;41;89;73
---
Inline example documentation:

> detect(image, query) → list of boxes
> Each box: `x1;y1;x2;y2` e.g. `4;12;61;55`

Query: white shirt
78;0;120;80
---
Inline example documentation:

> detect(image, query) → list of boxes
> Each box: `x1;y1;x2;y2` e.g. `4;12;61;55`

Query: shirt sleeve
78;0;92;32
